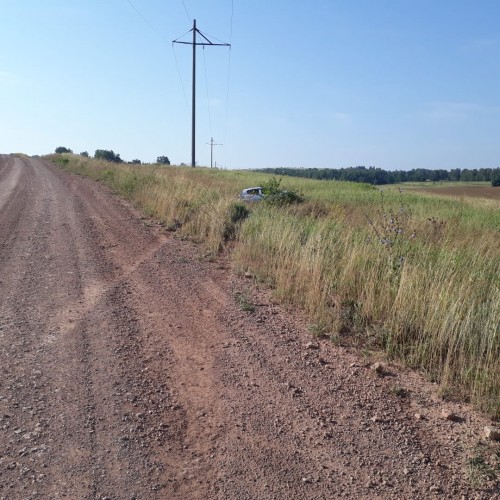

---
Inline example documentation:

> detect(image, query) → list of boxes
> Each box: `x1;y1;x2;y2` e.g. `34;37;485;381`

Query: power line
172;45;190;113
124;1;190;117
224;0;234;145
125;0;166;43
224;51;232;145
180;0;192;23
202;47;213;139
229;0;234;44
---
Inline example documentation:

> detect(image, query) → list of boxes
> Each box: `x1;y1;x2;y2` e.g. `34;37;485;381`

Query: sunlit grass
48;154;500;416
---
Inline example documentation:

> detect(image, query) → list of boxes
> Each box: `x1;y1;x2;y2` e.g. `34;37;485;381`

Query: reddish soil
415;185;500;201
0;155;499;499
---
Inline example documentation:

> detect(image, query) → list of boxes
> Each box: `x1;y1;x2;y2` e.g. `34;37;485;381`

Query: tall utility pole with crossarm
173;20;230;167
206;137;223;168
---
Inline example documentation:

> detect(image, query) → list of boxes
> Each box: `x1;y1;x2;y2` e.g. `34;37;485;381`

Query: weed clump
466;448;498;487
235;292;255;312
262;177;304;206
223;202;250;241
365;188;415;277
54;156;69;166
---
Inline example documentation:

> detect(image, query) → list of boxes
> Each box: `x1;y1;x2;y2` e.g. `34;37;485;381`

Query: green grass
235;292;255;313
466;446;498;487
47;154;500;417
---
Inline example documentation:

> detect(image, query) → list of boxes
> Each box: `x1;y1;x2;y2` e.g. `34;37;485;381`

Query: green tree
80;151;89;157
95;149;123;163
55;146;72;154
156;156;171;165
130;159;141;164
460;169;473;181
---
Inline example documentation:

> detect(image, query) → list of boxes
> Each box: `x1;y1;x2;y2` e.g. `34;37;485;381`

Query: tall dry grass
48;155;250;254
234;197;499;415
49;154;500;416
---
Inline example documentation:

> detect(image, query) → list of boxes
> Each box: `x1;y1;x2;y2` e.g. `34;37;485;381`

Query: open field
394;181;493;188
47;154;500;417
391;181;500;201
414;185;500;201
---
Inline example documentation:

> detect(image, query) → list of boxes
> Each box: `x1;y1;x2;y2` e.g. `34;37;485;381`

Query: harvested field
414;185;500;201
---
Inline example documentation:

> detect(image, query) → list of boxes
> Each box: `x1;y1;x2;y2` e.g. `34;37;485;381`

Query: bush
95;149;123;163
54;157;69;166
223;202;250;241
492;176;500;187
229;202;250;224
80;151;89;157
262;177;304;206
55;146;72;154
157;156;171;165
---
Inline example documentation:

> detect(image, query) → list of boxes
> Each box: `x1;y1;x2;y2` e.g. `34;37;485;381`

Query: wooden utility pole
173;20;230;167
191;19;197;168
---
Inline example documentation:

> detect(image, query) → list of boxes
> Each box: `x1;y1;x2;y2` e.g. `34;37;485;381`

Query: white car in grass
239;187;265;202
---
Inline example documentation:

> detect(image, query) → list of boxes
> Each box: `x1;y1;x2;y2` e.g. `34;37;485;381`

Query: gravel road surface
0;155;498;499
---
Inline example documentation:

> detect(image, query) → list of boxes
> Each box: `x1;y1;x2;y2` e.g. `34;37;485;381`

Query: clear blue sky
1;1;499;170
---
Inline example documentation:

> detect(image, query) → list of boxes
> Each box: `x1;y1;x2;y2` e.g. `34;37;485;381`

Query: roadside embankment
47;154;500;417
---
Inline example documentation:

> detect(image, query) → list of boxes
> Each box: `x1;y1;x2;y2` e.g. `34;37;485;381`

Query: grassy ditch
48;154;500;416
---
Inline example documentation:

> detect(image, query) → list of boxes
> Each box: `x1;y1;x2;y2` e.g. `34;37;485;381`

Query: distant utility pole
206;137;222;168
173;20;230;168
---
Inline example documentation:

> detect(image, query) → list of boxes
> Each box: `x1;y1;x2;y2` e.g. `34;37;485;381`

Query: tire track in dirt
0;156;172;498
111;237;499;499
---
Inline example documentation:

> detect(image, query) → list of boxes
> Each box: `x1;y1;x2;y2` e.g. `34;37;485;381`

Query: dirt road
0;155;498;499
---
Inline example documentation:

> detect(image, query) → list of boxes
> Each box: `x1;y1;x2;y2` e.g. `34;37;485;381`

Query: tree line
55;147;170;165
256;166;500;186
